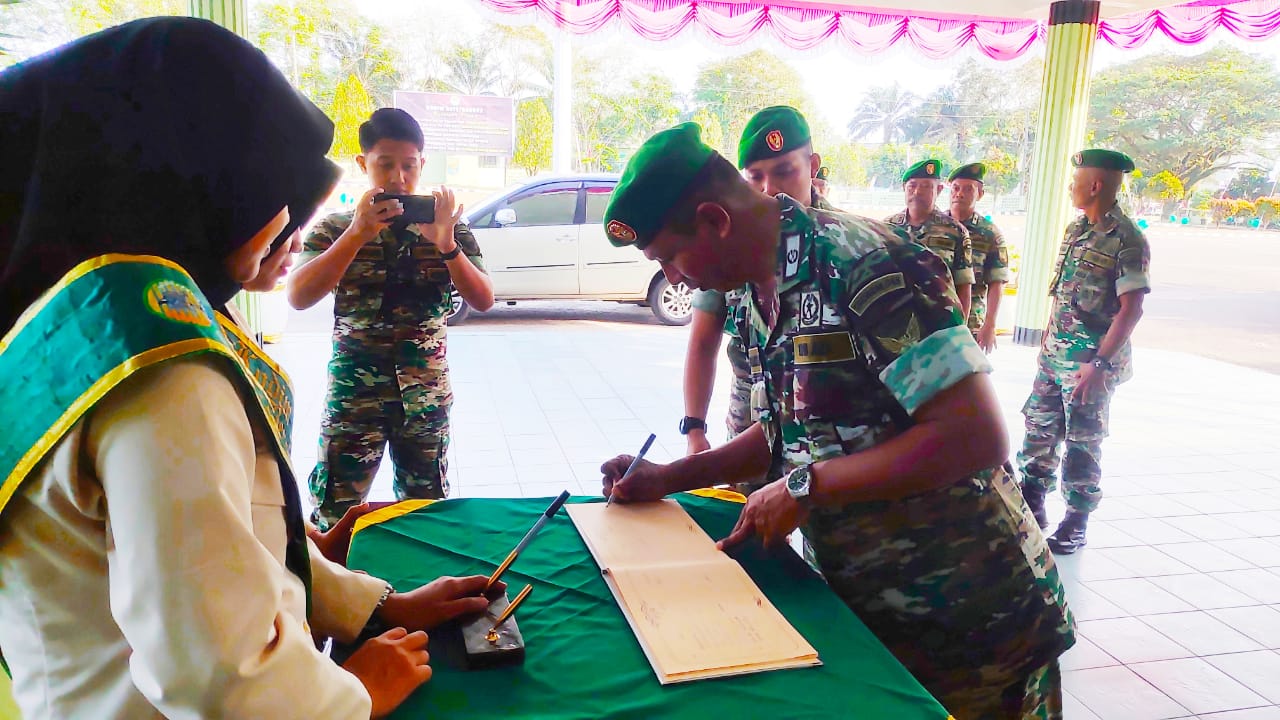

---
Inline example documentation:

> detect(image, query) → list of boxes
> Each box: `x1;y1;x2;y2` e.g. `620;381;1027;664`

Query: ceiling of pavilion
476;0;1280;59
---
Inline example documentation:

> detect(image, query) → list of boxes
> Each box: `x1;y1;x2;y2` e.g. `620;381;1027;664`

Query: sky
361;0;1280;137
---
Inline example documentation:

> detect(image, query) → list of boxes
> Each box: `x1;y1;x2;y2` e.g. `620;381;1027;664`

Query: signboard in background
394;91;515;157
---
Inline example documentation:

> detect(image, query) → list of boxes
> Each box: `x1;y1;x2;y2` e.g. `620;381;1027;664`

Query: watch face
787;467;810;497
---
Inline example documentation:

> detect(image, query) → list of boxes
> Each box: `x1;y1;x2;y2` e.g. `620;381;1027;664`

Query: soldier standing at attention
288;108;495;527
946;162;1012;353
886;159;974;320
681;106;835;459
1018;150;1151;554
603;123;1074;719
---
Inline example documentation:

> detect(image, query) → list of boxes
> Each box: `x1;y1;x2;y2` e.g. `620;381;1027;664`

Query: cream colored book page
607;560;818;678
566;500;818;679
565;499;720;570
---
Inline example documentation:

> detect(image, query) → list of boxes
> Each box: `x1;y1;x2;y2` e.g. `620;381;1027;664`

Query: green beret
816;166;830;181
948;162;986;183
605;122;715;249
1072;149;1135;173
902;159;943;183
737;105;811;169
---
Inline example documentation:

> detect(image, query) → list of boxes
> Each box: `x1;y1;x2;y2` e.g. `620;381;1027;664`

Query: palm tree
445;44;502;96
847;83;920;144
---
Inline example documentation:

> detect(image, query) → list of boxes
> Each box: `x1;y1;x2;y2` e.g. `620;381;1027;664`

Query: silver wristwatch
785;465;814;506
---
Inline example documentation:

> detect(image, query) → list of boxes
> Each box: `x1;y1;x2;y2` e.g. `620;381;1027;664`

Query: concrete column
552;30;573;174
1013;0;1099;346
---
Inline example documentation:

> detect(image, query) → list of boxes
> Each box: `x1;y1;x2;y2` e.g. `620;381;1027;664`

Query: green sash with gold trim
0;254;313;642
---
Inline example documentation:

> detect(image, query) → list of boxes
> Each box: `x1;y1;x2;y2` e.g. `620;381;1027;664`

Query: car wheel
648;276;693;326
447;291;471;326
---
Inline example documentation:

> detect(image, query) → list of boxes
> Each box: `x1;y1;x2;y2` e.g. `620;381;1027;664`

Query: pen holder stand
458;590;526;669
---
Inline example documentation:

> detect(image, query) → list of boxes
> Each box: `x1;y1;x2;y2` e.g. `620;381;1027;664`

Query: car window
469;210;495;228
583;183;615;225
506;184;579;227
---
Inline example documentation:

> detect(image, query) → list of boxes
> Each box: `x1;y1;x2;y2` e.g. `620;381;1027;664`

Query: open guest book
566;499;821;684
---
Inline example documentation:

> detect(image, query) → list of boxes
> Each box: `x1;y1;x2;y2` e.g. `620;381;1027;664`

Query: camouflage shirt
691;193;839;433
884;208;975;288
729;196;1073;679
946;211;1012;331
1042;204;1151;382
299;211;485;413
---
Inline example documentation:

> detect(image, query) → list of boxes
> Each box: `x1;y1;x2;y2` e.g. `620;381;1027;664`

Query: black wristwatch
1092;355;1113;372
440;244;462;261
678;416;707;435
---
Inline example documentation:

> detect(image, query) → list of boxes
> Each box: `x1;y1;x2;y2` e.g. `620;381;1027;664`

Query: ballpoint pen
607;432;656;507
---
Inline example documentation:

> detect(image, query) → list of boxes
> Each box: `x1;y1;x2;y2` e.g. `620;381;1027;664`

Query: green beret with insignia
1071;149;1135;173
737;105;811;169
948;162;986;183
604;122;716;249
902;159;943;183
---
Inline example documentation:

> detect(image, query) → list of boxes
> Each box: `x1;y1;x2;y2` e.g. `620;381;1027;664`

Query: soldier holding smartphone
288;108;494;528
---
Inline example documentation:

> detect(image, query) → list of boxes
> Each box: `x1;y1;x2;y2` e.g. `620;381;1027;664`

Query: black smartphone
374;193;435;224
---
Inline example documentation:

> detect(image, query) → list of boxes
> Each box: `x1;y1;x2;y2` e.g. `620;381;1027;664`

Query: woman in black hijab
0;18;491;719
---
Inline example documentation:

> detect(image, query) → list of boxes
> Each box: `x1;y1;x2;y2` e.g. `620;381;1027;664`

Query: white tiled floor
269;304;1280;719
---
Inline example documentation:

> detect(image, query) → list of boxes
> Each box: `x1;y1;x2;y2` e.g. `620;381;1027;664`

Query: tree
820;142;868;189
1225;167;1272;200
443;42;501;95
328;73;374;160
574;56;681;171
1254;196;1280;228
1145;170;1186;214
513;97;553;176
847;83;919;144
983;148;1021;199
691;108;725;158
1088;46;1280;197
866;144;910;188
690;50;815;153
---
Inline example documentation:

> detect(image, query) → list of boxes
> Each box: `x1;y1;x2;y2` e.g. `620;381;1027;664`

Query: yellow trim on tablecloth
352;499;438;536
687;487;747;504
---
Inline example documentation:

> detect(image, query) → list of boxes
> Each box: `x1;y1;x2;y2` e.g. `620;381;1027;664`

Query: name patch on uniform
794;332;856;365
1082;249;1116;269
784;234;801;279
798;290;821;329
747;347;763;376
848;272;906;317
926;235;956;252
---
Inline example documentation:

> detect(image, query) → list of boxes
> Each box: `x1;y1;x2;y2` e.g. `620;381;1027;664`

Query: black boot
1020;483;1049;530
1047;512;1089;554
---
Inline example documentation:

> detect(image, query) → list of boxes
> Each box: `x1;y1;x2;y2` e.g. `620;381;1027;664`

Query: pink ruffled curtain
476;0;1280;60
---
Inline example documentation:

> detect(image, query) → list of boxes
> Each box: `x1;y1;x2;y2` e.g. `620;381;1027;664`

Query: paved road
281;223;1280;375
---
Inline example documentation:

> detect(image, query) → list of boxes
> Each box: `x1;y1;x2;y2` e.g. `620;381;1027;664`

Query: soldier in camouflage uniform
288;109;494;528
601;123;1075;719
683;106;836;466
946;162;1012;353
886;159;975;321
1018;150;1151;555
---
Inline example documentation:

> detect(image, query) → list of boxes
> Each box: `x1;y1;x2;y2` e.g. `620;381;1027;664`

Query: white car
452;174;693;325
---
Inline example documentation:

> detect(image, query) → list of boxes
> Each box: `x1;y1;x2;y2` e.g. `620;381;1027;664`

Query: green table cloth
347;492;951;720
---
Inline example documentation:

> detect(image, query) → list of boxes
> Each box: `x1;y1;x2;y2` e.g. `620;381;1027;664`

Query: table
348;492;952;720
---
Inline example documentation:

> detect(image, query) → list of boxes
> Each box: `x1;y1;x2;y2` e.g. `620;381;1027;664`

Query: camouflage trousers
1017;361;1116;514
308;396;450;529
935;660;1063;720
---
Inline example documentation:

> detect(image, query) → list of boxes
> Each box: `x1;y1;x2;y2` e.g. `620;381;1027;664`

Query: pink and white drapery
475;0;1280;60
